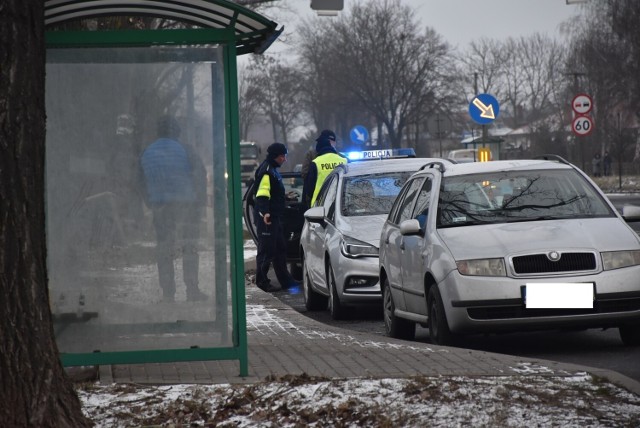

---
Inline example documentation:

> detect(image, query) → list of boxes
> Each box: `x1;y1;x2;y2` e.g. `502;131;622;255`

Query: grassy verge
592;175;640;193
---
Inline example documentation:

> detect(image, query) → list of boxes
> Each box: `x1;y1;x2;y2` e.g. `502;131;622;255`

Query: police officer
301;129;348;210
254;142;298;292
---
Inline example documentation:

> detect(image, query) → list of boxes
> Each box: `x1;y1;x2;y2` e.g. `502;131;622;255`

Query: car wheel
383;278;415;340
327;262;347;320
427;286;456;346
619;324;640;346
303;257;327;311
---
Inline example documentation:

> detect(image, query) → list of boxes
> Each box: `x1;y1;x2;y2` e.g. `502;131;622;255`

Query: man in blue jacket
254;142;298;292
140;115;208;303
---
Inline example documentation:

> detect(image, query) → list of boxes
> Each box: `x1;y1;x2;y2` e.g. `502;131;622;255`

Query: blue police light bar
346;148;416;161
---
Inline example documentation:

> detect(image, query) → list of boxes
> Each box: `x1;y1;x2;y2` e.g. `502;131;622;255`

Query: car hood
438;217;640;260
338;214;387;248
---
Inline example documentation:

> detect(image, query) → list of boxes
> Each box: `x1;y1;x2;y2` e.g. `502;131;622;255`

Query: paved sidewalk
99;275;640;396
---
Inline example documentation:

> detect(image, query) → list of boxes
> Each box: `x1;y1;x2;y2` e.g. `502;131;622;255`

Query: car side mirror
304;206;326;225
622;205;640;222
400;219;422;236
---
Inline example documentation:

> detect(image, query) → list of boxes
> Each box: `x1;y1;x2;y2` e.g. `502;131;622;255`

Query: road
272;287;640;383
268;193;640;383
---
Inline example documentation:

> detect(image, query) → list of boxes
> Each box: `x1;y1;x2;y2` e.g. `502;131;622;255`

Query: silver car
301;151;446;319
379;157;640;346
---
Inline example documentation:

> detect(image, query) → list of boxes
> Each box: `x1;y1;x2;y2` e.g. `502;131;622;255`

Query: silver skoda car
301;150;446;319
379;156;640;345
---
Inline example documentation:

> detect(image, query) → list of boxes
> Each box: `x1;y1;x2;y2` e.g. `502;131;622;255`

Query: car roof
339;157;449;178
418;159;574;178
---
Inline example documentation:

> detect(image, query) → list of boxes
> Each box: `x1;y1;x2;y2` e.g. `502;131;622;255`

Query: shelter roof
44;0;282;55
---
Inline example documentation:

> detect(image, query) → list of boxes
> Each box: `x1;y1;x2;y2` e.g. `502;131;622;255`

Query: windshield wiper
438;219;493;228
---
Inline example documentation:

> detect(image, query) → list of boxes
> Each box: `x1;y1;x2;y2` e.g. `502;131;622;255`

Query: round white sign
572;94;593;115
572;115;594;136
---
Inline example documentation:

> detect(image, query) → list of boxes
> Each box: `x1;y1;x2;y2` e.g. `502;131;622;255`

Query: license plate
523;283;594;309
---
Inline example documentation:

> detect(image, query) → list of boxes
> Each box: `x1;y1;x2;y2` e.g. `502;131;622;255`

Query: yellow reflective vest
310;152;347;206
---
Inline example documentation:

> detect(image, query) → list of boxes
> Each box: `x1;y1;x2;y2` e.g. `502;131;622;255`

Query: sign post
468;93;500;161
571;93;594;137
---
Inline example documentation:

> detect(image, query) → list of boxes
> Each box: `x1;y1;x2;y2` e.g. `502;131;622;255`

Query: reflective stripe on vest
311;153;347;205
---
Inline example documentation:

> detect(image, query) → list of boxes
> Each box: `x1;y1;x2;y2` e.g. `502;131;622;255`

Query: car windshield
437;169;615;228
342;171;413;216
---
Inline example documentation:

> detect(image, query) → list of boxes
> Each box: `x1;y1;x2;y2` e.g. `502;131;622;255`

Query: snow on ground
76;239;640;426
78;373;640;427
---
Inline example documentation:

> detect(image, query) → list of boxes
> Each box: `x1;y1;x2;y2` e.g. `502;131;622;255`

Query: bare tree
238;65;264;140
457;38;505;103
248;56;305;144
0;2;91;426
566;0;635;169
296;20;343;132
514;34;566;123
298;0;453;149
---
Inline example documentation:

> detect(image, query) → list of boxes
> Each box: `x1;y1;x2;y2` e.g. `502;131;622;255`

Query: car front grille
511;252;597;274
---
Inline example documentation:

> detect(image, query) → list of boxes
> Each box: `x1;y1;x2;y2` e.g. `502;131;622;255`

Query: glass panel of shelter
45;45;232;354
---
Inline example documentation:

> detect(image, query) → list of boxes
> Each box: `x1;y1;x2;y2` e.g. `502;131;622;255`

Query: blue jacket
140;138;196;205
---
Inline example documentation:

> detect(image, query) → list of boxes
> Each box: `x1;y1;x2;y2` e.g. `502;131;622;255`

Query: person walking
140;115;208;303
301;129;347;210
254;142;298;292
603;151;612;177
592;152;602;177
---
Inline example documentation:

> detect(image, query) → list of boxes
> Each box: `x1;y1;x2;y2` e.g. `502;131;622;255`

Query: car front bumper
439;266;640;333
335;255;382;305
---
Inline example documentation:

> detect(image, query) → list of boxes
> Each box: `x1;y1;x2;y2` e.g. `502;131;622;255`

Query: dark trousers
152;204;200;298
255;212;294;288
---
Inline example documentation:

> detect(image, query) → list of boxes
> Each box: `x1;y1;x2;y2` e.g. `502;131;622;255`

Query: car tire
619;324;640;346
427;286;456;346
303;257;327;311
327;262;347;320
383;278;415;340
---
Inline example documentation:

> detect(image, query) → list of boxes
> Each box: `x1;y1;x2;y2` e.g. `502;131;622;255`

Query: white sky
266;0;581;52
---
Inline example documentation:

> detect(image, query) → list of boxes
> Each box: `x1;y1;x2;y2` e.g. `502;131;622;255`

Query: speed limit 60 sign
572;115;594;136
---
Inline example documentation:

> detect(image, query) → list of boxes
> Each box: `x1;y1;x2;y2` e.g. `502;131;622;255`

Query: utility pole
436;113;443;157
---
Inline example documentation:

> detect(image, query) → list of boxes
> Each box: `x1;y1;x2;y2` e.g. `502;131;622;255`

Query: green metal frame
44;1;278;376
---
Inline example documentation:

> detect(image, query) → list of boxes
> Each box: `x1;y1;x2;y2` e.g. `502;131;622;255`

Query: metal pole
436;113;442;157
566;71;585;169
474;73;480;161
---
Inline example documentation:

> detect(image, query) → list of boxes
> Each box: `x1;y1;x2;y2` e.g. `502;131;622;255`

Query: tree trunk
0;2;92;426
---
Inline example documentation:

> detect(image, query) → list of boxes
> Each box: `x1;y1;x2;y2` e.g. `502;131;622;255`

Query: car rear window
342;172;413;216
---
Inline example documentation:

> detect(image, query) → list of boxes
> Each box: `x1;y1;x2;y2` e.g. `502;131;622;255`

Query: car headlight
601;250;640;270
457;258;506;276
340;236;378;258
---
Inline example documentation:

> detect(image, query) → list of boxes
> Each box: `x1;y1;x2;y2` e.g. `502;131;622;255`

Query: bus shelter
44;0;281;376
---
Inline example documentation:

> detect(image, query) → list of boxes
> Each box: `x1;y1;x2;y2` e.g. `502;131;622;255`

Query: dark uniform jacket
254;157;286;217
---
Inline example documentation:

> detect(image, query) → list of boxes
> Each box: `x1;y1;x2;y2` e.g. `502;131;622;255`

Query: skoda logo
547;251;561;262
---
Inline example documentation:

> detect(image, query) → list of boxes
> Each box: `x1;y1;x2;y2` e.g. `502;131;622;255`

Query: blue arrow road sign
469;93;500;125
350;125;369;145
